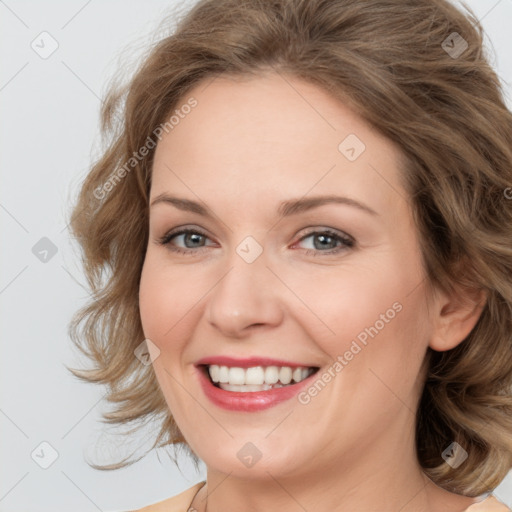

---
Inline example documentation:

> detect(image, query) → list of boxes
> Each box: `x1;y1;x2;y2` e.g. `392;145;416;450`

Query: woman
68;0;512;510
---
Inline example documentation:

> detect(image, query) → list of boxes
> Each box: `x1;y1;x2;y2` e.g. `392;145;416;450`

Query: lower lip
197;367;316;412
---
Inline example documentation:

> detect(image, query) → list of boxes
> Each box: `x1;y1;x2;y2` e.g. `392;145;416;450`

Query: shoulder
128;481;206;512
464;495;511;512
125;488;510;512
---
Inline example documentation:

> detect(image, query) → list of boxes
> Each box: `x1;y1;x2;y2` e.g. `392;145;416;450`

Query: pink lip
195;356;313;368
195;362;319;412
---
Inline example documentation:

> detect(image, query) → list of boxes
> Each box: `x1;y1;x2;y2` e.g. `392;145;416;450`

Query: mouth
201;364;319;392
195;358;320;411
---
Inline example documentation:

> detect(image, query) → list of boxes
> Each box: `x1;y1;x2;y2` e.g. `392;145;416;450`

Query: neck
194;416;461;512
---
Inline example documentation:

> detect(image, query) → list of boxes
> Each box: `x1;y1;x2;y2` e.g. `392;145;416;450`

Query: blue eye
158;228;213;255
295;229;354;255
157;227;354;256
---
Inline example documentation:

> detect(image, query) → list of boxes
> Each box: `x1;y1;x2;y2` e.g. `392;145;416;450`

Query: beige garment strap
132;481;206;512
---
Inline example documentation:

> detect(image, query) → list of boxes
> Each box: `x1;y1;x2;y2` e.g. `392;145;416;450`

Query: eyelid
157;226;214;246
292;228;355;255
296;226;354;243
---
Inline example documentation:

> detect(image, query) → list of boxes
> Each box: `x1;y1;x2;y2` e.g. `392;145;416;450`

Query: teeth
209;364;220;382
245;366;265;385
228;367;245;385
218;366;229;383
279;366;292;385
221;383;273;392
265;366;279;384
207;364;315;388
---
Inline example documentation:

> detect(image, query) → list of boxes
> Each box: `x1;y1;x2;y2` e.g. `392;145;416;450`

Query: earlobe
428;287;487;352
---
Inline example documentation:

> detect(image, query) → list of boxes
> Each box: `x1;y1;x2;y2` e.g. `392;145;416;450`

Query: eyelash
157;227;355;257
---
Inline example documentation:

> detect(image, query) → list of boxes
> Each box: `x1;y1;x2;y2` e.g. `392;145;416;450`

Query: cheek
138;254;194;355
139;249;207;324
288;253;429;399
138;256;201;422
139;259;166;342
278;252;426;354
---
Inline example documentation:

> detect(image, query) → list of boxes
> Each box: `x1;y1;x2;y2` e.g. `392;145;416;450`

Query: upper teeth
208;365;314;386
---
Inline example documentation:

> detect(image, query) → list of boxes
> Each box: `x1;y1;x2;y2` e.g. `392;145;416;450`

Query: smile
195;357;320;411
207;364;316;392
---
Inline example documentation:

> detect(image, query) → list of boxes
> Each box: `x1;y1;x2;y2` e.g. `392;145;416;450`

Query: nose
205;248;284;338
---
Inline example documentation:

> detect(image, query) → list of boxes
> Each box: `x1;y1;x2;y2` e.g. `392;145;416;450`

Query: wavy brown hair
67;0;512;495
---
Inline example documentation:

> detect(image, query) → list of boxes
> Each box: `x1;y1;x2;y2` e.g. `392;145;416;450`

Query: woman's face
139;72;435;480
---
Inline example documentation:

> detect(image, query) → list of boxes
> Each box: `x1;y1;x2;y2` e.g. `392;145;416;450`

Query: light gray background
1;1;511;511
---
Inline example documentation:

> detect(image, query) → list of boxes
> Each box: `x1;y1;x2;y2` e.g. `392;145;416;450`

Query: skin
138;72;485;512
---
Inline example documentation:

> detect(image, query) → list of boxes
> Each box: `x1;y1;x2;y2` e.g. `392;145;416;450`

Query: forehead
151;73;408;219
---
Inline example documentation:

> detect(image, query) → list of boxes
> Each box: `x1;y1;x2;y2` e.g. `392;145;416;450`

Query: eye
157;228;216;255
293;229;354;256
157;227;355;257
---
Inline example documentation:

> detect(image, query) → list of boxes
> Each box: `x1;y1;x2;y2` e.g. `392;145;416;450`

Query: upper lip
195;356;319;368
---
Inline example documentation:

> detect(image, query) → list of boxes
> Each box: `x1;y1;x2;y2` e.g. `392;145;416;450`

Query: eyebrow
150;193;378;218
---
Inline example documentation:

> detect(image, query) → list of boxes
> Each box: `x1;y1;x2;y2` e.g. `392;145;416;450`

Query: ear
428;284;487;352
